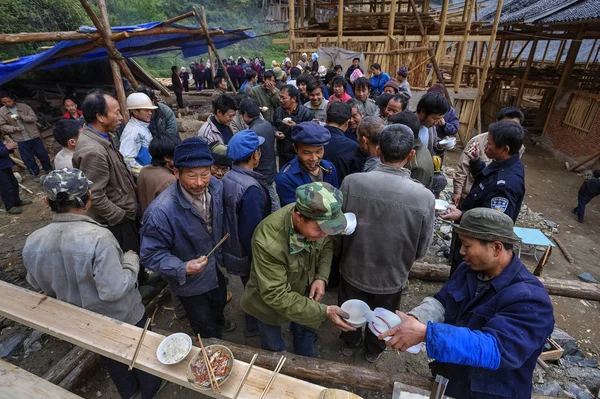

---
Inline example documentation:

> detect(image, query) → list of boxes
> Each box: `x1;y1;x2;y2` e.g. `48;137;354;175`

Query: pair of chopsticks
232;353;258;399
259;355;286;399
129;318;151;371
197;334;220;394
206;233;230;258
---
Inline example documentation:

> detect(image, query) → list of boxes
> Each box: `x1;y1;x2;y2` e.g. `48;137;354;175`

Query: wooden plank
337;0;344;47
453;0;475;93
272;35;492;44
0;360;83;399
0;281;334;399
42;346;88;384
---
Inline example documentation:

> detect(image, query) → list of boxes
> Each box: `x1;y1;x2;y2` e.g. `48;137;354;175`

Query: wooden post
516;28;540;107
195;7;237;94
585;39;598;68
541;25;586;137
453;0;475;93
408;0;449;100
434;0;449;70
553;39;566;69
289;0;296;52
465;0;503;141
385;0;398;65
299;0;305;27
202;10;215;79
337;0;344;47
78;0;129;123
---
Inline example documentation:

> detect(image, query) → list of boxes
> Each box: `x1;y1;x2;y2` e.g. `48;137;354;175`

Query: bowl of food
341;299;370;328
187;344;234;390
435;199;449;215
439;137;456;150
157;333;193;365
342;212;357;235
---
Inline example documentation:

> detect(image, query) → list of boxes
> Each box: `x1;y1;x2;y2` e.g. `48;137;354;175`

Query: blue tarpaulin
0;22;255;85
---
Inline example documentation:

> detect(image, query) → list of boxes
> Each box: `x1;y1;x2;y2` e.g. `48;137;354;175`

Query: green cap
453;208;521;245
295;182;347;236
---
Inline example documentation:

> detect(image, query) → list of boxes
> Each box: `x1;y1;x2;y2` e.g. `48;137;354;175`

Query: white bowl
157;333;193;365
439;136;456;150
435;199;449;215
341;299;370;328
342;212;357;235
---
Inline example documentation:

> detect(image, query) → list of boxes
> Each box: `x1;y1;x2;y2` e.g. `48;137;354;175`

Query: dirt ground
1;108;599;398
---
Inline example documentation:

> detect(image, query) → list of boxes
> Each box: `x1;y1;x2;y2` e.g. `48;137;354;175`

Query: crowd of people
0;53;588;398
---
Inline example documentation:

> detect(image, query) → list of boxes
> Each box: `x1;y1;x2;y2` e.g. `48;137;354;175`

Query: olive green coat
240;204;332;330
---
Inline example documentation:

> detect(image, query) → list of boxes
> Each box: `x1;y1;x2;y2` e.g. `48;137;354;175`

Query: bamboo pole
385;0;398;66
516;28;540;107
337;0;344;47
158;11;195;26
78;0;129;123
464;0;503;142
289;0;296;52
453;0;475;93
434;0;449;73
541;25;585;138
195;7;237;94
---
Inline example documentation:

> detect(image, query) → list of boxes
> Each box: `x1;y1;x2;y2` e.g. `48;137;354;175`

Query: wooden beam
454;0;475;93
299;0;305;27
272;35;492;45
516;29;540;107
464;0;503;142
195;7;237;94
42;346;88;385
434;0;449;72
385;0;398;57
158;11;196;26
0;360;83;399
0;281;333;399
78;0;129;124
337;0;344;47
363;46;432;55
289;0;296;51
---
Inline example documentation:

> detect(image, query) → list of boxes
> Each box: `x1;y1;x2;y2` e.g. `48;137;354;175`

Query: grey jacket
22;213;144;325
340;164;435;294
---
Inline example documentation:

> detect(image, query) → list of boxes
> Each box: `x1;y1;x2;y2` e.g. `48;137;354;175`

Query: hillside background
0;0;289;78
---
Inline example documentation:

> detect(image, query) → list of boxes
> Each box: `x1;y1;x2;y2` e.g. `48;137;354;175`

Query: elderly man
275;122;338;206
357;116;386;172
250;70;280;123
273;85;314;168
23;169;163;399
73;91;139;255
345;98;364;141
120;92;158;176
198;94;236;145
384;93;409;121
222;130;270;337
339;124;434;362
141;137;235;338
381;208;554;399
323;102;365;185
241;182;355;356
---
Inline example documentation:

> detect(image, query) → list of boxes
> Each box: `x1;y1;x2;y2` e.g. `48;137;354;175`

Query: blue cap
173;137;214;168
226;129;265;161
291;122;330;146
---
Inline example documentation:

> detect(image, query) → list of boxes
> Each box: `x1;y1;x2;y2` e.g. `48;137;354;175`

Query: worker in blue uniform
442;120;526;275
380;208;554;399
275;122;338;206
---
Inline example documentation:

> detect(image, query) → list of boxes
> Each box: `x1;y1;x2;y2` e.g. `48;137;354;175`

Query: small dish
341;299;370;328
342;212;357;235
187;344;235;390
156;333;193;365
435;199;449;215
439;137;456;150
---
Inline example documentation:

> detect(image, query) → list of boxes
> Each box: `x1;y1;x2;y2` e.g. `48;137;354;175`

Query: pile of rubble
533;327;600;398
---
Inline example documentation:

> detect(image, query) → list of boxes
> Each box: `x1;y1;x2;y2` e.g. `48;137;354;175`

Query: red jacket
63;110;83;119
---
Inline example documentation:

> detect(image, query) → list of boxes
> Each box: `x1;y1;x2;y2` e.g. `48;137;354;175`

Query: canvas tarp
316;47;365;75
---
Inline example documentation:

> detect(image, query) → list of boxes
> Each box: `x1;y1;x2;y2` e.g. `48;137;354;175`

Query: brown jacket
137;165;176;216
0;103;41;141
72;126;137;226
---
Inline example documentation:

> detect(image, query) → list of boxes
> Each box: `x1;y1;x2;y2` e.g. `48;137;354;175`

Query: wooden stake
533;245;552;277
194;7;237;94
289;0;296;52
453;0;475;93
337;0;344;47
434;0;449;71
554;237;574;264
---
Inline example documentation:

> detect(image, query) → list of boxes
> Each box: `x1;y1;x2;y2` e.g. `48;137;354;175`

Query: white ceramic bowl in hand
435;199;449;215
439;137;456;150
157;333;193;365
341;299;371;328
342;212;357;235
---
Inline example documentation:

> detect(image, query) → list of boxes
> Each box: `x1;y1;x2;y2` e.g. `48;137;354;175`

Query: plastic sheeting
0;22;255;85
316;47;365;73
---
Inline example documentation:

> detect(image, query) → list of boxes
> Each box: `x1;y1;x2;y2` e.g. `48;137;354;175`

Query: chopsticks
128;317;151;371
197;334;220;394
232;353;258;399
259;355;286;399
206;233;230;258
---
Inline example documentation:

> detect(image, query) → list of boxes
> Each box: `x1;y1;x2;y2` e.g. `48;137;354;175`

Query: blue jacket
436;106;460;139
370;72;390;95
429;254;554;398
323;125;365;186
275;157;338;206
461;155;525;223
140;179;224;297
0;141;15;170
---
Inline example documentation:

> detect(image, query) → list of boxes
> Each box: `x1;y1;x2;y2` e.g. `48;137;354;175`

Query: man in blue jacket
140;137;235;338
380;208;554;398
275;122;338;206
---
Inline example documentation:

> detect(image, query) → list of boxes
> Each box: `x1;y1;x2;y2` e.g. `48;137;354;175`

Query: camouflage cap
295;182;347;236
453;208;521;245
43;168;93;202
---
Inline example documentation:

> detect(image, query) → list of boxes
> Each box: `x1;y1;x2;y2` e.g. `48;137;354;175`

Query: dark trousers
107;217;148;283
338;277;402;356
178;268;227;339
574;195;595;221
174;91;184;109
257;319;317;357
240;275;258;332
0;168;21;210
18;137;52;176
101;315;162;399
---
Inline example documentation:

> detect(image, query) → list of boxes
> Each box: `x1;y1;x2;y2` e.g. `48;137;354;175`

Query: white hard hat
126;93;158;110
